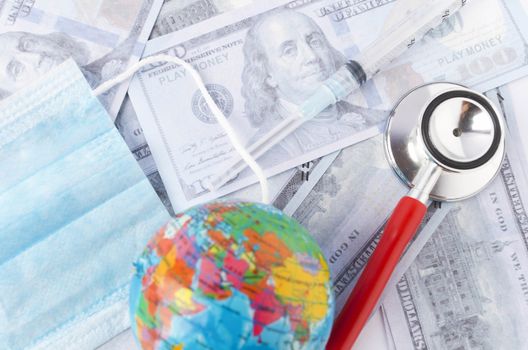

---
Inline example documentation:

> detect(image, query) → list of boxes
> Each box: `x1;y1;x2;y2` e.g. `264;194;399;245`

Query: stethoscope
326;82;506;349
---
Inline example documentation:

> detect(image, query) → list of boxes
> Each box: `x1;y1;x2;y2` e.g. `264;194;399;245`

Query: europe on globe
130;201;334;349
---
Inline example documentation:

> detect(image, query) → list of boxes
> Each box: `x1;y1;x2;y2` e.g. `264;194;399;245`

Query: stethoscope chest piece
385;82;506;202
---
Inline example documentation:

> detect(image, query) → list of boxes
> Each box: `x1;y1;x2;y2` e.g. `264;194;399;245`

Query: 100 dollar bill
0;0;164;117
128;0;528;211
116;0;256;213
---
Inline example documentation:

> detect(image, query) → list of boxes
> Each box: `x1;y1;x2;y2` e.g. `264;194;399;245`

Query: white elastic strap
93;54;270;204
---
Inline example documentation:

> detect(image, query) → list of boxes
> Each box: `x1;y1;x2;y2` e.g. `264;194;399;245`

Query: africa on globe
130;201;334;349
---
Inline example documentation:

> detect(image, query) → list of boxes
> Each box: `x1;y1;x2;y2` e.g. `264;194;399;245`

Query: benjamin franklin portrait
0;31;131;100
241;9;386;160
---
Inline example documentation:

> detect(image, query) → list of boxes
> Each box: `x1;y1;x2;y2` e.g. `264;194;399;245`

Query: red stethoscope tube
326;196;427;350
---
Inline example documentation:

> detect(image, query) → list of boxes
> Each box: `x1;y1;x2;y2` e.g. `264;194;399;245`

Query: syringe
209;0;470;191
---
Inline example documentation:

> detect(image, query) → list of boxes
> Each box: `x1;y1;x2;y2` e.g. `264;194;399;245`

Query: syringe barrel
299;61;364;121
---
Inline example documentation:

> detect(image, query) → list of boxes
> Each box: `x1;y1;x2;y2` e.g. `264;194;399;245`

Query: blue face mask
0;60;170;349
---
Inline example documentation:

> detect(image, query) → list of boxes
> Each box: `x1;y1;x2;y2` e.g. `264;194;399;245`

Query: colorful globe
130;201;334;350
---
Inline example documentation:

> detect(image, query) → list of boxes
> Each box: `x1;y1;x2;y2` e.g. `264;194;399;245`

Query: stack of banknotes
3;0;528;348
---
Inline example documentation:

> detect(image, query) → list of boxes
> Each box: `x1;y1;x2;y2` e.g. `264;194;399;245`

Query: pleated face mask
0;59;170;349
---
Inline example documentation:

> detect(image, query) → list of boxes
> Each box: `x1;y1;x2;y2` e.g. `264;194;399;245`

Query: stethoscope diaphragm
385;83;505;202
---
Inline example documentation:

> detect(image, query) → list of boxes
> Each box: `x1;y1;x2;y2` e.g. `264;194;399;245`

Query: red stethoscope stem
326;196;427;350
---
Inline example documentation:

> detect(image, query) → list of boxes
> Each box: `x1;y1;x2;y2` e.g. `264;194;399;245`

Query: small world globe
130;201;334;350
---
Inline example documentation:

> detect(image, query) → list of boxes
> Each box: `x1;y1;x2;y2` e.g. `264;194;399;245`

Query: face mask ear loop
93;54;270;204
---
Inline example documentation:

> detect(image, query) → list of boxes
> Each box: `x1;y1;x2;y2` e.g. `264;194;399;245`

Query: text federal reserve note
0;0;164;117
129;0;528;210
